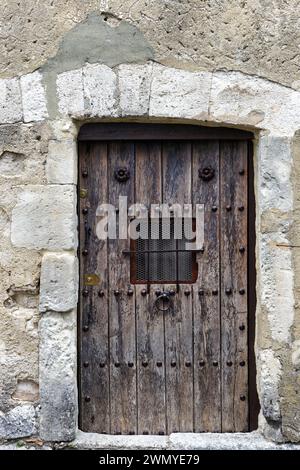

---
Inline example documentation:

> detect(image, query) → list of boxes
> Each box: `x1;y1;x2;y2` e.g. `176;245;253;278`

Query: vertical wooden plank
162;141;194;433
135;142;166;435
192;141;221;432
247;141;260;430
220;140;249;432
79;142;110;433
108;142;136;434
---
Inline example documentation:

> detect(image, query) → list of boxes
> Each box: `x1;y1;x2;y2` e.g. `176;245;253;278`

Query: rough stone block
150;65;211;119
39;311;77;441
83;64;117;117
258;349;282;422
20;71;48;122
210;71;300;135
39;253;78;313
119;63;152;116
11;185;77;250
0;405;36;439
46;139;77;184
260;240;294;343
259;136;293;213
0;78;22;124
57;69;84;116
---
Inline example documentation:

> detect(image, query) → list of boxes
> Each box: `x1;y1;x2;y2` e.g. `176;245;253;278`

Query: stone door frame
6;61;297;442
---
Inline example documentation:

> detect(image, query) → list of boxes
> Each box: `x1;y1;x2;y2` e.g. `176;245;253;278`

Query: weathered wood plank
79;142;110;433
79;123;254;142
162;142;194;433
220;140;249;432
135;142;166;435
108;142;136;434
192;141;221;432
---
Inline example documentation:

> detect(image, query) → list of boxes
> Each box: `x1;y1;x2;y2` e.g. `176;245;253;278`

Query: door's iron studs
212;289;218;295
239;246;245;253
84;396;91;402
239;169;245;175
82;169;88;177
155;289;162;296
240;395;246;401
212;205;218;212
143;431;149;435
114;290;120;296
83;361;89;368
199;360;205;367
156;361;162;367
225;288;232;295
239;324;246;331
82;288;89;297
213;361;218;367
141;288;147;296
142;361;148;367
226;361;233;367
185;361;191;367
238;206;245;212
226;205;232;211
114;167;130;182
98;290;105;297
82;249;88;256
184;289;190;296
83;325;89;332
129;431;135;435
82;207;88;215
199;166;215;181
115;362;120;367
128;362;134;368
240;361;246;367
159;431;165;435
198;289;204;296
171;361;176;367
99;362;106;368
127;289;134;296
239;288;245;295
169;289;176;296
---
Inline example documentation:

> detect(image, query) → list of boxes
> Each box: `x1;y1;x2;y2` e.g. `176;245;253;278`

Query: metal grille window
130;217;198;284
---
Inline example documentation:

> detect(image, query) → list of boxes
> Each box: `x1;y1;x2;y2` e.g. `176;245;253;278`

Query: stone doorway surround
1;61;300;446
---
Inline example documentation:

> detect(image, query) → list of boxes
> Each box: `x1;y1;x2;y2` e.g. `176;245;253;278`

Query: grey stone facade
1;5;300;448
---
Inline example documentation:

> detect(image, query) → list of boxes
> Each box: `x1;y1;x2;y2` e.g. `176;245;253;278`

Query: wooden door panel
79;142;110;433
220;141;248;432
79;133;255;435
108;142;137;434
135;142;166;435
162;142;194;433
192;141;221;432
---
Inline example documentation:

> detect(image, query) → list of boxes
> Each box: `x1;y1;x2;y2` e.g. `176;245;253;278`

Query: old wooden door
78;124;258;435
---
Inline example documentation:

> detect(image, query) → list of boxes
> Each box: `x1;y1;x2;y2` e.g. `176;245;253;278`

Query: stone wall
1;3;300;445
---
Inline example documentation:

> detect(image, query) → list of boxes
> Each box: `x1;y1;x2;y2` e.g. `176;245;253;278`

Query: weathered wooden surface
220;141;248;432
79;136;253;434
79;142;110;433
192;141;221;432
135;142;166;435
162;142;194;433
